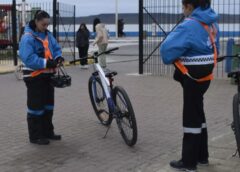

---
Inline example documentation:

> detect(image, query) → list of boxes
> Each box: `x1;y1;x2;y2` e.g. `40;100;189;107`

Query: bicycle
218;53;240;157
70;47;138;146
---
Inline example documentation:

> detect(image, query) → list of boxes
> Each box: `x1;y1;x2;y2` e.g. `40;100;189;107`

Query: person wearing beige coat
93;23;109;68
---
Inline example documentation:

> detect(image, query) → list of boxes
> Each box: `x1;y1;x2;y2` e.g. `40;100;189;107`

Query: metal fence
0;0;75;66
0;2;15;65
139;0;240;78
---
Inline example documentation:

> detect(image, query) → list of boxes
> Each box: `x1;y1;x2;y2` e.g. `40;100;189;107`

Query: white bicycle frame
92;63;111;99
91;61;117;113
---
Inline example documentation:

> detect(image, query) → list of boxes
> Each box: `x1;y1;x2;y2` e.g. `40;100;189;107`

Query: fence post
53;0;57;39
139;0;143;74
73;5;76;62
12;0;17;66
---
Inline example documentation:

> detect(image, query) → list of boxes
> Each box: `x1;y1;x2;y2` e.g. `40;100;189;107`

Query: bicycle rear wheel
233;93;240;157
113;86;137;146
88;76;112;125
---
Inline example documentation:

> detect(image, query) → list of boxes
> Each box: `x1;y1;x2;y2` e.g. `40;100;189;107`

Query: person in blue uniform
160;0;220;171
19;10;64;145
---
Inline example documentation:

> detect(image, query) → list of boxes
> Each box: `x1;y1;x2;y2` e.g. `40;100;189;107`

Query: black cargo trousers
24;75;55;141
175;71;211;168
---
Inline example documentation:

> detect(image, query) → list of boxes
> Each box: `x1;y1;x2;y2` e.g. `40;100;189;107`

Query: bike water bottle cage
174;18;217;82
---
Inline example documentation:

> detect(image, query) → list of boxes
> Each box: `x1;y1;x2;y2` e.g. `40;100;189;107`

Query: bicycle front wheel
88;76;112;126
233;93;240;157
113;86;137;146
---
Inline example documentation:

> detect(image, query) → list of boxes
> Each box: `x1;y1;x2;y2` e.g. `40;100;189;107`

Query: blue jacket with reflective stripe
19;21;62;70
160;7;220;65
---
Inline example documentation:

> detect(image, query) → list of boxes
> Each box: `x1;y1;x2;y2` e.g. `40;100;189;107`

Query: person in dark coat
76;23;90;68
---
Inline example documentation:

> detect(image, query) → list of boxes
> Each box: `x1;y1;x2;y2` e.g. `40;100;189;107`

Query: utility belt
22;66;55;78
173;59;214;83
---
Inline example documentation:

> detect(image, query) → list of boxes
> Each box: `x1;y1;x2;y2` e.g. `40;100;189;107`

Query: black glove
46;59;57;68
55;56;65;64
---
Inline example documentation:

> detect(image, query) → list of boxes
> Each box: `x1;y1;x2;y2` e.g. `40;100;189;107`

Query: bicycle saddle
105;70;118;78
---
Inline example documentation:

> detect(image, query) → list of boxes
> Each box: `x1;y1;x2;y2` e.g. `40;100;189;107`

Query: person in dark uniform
76;23;90;68
19;10;64;145
160;0;220;171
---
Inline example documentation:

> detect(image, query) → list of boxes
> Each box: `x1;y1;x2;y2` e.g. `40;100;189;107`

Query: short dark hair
34;10;50;21
182;0;211;9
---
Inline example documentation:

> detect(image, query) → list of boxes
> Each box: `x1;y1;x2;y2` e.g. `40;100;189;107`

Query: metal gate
0;2;17;65
0;0;75;66
139;0;240;78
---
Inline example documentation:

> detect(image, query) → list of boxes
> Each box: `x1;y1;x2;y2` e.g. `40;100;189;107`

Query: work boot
198;159;209;166
30;138;50;145
170;160;197;172
47;133;61;140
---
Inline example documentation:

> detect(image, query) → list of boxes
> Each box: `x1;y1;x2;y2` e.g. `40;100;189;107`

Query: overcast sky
2;0;239;16
3;0;139;16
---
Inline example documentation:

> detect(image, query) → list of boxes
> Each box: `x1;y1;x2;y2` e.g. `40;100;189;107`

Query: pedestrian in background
19;10;64;145
76;23;90;69
92;21;109;69
160;0;219;171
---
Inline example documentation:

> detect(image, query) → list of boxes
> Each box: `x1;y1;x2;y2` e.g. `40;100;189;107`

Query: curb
0;66;15;75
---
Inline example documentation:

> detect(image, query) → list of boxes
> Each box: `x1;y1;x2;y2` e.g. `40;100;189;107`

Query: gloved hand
46;59;57;68
55;56;65;64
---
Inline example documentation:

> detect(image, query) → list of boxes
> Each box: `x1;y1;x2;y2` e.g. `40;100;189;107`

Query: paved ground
0;45;240;172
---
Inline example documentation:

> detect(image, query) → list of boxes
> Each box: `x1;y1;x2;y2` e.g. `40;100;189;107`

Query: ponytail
182;0;211;9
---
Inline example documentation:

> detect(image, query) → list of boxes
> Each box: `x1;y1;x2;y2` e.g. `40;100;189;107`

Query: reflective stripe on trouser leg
181;78;210;168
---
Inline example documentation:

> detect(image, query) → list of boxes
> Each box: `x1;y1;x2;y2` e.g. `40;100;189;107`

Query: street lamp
115;0;118;38
22;0;26;26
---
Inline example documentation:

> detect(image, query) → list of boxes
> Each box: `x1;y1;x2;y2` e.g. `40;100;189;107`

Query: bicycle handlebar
217;54;240;62
96;47;119;57
69;47;119;64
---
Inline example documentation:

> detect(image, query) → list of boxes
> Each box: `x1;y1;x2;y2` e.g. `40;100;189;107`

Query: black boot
170;160;197;172
27;115;50;145
43;111;61;140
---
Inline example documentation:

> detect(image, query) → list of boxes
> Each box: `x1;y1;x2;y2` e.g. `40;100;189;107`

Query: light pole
22;0;26;26
115;0;118;38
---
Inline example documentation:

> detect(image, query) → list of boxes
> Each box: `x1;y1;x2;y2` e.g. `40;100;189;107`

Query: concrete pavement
0;45;240;172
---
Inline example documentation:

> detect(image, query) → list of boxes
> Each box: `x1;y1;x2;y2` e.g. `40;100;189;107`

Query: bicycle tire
113;86;137;146
233;93;240;157
88;76;113;126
